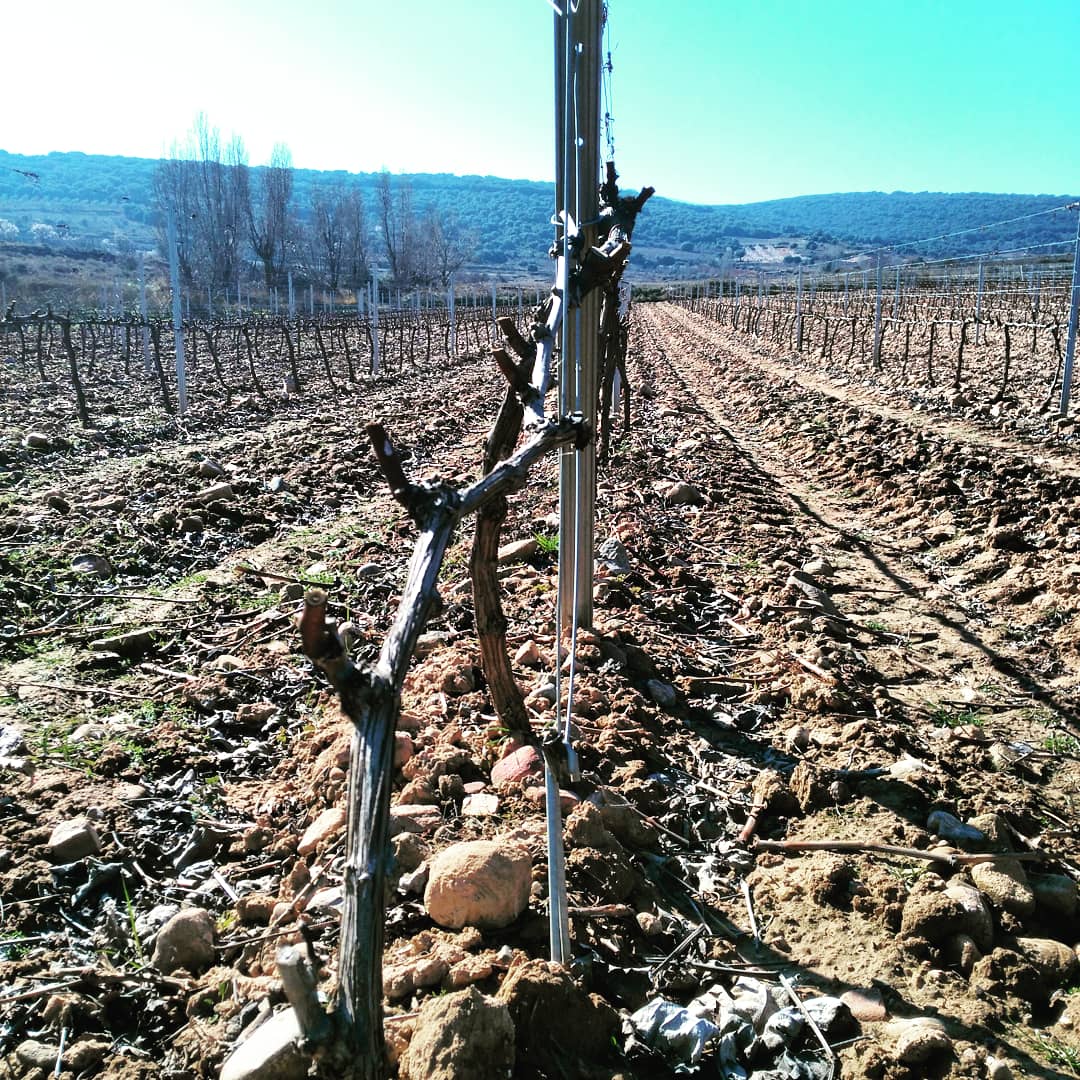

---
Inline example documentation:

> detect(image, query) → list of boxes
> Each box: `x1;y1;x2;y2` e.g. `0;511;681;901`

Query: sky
4;0;1077;206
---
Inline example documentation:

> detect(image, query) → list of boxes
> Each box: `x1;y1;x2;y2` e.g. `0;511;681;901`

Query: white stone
151;907;215;974
425;840;532;930
297;807;345;856
219;1009;309;1080
47;817;102;862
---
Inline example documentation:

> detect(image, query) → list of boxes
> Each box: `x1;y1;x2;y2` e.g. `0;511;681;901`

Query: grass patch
1031;1033;1080;1075
1044;733;1080;756
533;532;559;556
929;705;986;729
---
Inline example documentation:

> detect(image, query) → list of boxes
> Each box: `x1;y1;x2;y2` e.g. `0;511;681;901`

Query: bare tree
247;143;293;290
162;114;250;291
426;208;476;287
309;180;348;292
377;171;418;289
341;184;371;292
307;180;371;296
152;155;200;288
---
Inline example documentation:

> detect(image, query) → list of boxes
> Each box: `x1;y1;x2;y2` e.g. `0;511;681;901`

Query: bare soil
2;303;1080;1079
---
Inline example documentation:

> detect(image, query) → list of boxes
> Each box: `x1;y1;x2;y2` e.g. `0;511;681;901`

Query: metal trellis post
872;251;884;369
165;210;188;416
138;256;151;375
1058;207;1080;417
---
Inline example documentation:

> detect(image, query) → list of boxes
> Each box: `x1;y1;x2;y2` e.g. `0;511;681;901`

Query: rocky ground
2;302;1080;1079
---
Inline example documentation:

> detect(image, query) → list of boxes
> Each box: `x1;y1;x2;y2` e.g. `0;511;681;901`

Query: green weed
1044;733;1080;756
930;705;985;729
121;880;145;966
533;532;559;556
1032;1034;1080;1075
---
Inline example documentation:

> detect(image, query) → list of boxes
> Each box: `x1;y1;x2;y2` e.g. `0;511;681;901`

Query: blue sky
5;0;1076;205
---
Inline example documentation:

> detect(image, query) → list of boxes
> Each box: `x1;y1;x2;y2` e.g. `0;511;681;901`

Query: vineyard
3;0;1080;1070
0;299;529;432
676;259;1077;425
3;234;1080;1079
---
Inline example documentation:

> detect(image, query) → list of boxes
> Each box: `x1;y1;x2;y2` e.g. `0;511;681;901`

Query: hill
0;149;1076;286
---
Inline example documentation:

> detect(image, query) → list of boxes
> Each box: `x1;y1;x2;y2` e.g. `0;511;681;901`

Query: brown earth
1;302;1080;1079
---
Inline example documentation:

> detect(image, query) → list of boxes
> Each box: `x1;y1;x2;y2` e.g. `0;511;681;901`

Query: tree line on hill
0;139;1076;282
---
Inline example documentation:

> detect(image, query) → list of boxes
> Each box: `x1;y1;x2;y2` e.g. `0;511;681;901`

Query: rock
425;840;532;930
944;881;995;950
394;732;414;768
596;537;632;574
447;955;495;989
23;431;53;450
840;986;886;1022
462;793;500;817
970;948;1046;1004
219;1008;309;1080
497;959;619;1074
89;495;126;512
889;755;931;781
207;653;245;671
399;777;439;805
414;630;450;657
399;986;514;1080
194;481;235;503
392;832;429;873
592;790;657;848
645;679;677;709
524;785;579;813
942;933;982;974
989;527;1030;552
1031;873;1078;919
197;458;226;478
90;629;156;658
662;481;704;506
802;995;854;1037
305;886;344;913
236;893;277;924
15;1040;56;1069
398;864;429;894
801;556;834;577
390;803;443;836
69;721;107;743
47;817;102;862
986;1058;1014;1080
491;745;543;790
565;802;613;849
151;907;215;974
927;810;985;847
235;702;278;729
70;553;113;577
385;956;450;999
1007;936;1079;985
637;912;663;936
971;858;1036;916
786;724;811;751
297;807;345;856
498;538;538;564
513;640;542;666
66;1039;110;1072
179;514;205;533
890;1017;952;1065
